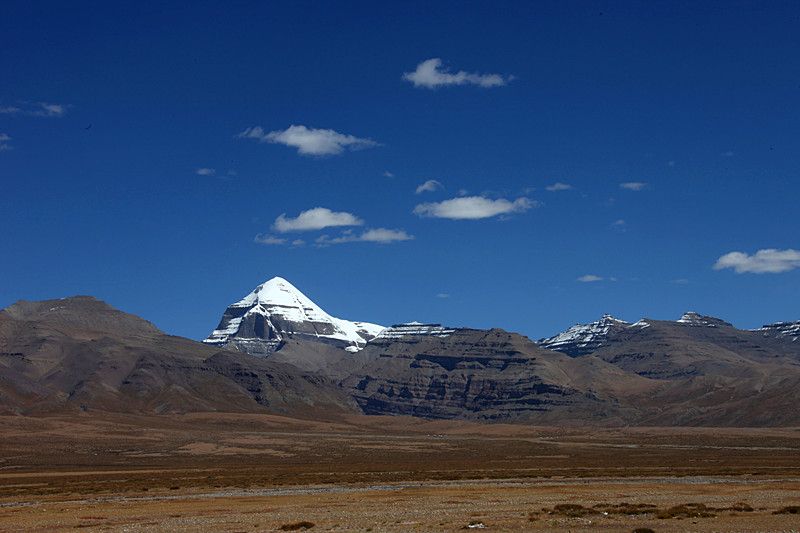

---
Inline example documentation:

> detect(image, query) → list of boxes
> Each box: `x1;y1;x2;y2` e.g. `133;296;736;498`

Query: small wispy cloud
237;125;379;156
383;171;395;178
611;219;627;231
436;293;450;299
722;151;735;157
273;207;364;233
414;196;534;220
253;234;287;245
415;179;443;194
578;274;603;282
620;182;646;191
545;182;572;192
0;102;70;117
196;168;215;176
0;133;11;151
402;58;514;89
713;248;800;274
316;228;414;245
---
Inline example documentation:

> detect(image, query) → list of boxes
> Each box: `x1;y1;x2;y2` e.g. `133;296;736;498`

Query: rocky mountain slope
326;327;650;424
0;296;356;416
203;277;384;356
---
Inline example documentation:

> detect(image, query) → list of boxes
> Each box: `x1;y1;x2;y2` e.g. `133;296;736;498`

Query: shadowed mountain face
317;320;800;426
325;328;651;425
0;297;357;416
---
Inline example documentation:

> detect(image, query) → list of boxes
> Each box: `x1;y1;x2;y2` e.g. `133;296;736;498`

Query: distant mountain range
2;277;799;426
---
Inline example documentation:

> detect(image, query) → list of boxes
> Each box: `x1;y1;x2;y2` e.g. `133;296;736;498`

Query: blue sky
2;0;799;341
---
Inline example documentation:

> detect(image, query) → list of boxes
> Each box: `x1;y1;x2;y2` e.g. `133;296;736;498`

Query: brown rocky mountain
314;321;800;426
2;294;800;427
324;326;651;425
0;296;356;416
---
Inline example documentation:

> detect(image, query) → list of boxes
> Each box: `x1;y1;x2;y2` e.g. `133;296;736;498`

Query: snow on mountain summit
537;314;632;357
204;277;384;356
677;312;732;328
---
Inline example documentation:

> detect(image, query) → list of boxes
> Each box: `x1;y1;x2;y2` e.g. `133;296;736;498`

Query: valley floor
1;413;799;532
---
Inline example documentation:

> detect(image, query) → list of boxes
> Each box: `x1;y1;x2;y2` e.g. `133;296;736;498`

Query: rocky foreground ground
1;413;799;532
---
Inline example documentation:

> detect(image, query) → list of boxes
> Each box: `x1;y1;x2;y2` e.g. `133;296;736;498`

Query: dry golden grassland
1;413;799;532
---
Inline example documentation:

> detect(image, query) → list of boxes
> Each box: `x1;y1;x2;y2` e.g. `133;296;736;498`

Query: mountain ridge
2;281;800;427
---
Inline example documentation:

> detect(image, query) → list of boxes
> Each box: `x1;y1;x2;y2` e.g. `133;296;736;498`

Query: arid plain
1;413;799;532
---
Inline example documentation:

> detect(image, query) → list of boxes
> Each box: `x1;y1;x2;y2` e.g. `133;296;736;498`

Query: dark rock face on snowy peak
203;277;384;356
0;296;356;416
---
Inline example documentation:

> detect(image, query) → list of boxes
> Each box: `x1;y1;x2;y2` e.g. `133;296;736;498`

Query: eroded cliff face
326;328;643;424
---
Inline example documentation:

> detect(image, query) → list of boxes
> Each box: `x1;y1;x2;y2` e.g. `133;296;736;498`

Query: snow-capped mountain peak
537;314;631;357
204;277;384;356
677;312;732;328
754;320;800;342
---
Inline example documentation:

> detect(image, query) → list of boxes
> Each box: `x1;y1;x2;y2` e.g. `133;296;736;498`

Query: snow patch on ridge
754;320;800;342
538;314;631;352
375;322;456;340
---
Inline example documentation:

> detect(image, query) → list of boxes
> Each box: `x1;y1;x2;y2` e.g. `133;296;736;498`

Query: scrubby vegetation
538;500;759;521
279;521;315;531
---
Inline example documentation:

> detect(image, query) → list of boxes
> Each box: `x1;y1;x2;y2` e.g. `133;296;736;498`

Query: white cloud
273;207;364;233
0;102;70;117
36;103;68;117
316;228;413;245
237;124;379;156
722;151;735;157
436;293;450;299
578;275;603;282
546;182;572;192
402;58;514;89
0;133;11;151
620;182;646;191
196;168;215;175
383;171;395;178
713;248;800;274
611;219;627;231
359;228;413;243
413;196;534;220
291;239;306;247
415;179;443;194
253;234;287;245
